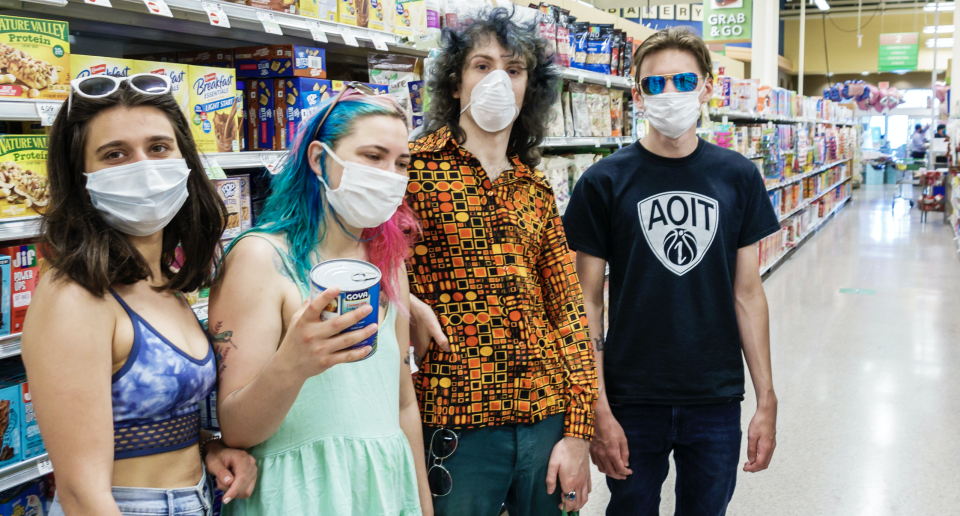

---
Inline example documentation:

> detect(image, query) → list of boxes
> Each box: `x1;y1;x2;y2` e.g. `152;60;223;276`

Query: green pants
423;414;565;516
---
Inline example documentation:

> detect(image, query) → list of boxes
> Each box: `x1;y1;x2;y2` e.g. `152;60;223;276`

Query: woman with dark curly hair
405;7;598;516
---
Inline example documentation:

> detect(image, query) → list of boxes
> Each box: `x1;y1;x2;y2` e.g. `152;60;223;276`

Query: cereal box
298;0;320;18
131;60;190;118
255;79;276;150
237;174;253;231
244;80;259;151
273;79;288;151
215;178;243;240
0;381;21;469
177;49;233;68
283;78;332;147
395;0;429;36
70;54;132;79
235;45;326;79
0;256;8;338
2;244;38;335
19;382;44;460
331;81;387;95
188;65;242;153
0;15;70;101
0;477;44;515
368;0;385;31
0;135;48;221
338;0;360;26
320;0;338;21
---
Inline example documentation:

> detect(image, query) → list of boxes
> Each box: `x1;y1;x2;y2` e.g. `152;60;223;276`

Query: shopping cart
918;170;946;223
892;158;921;210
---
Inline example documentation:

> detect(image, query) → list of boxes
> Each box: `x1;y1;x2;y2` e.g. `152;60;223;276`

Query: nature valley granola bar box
131;60;190;118
0;135;48;221
188;65;242;153
0;15;70;101
70;54;132;79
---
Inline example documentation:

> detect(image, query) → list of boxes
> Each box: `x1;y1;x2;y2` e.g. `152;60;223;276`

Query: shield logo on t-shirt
637;191;720;276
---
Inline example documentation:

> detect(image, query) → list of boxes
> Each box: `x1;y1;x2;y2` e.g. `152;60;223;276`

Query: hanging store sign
702;0;751;44
878;33;919;72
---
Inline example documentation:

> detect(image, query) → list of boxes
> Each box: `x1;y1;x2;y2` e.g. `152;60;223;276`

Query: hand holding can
278;287;378;380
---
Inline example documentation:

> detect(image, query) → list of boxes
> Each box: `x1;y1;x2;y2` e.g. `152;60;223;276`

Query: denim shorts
49;471;213;516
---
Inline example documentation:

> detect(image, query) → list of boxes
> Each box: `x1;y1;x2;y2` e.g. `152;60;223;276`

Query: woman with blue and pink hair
208;85;432;516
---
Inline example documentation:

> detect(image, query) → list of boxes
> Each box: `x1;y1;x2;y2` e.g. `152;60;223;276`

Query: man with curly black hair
404;7;598;516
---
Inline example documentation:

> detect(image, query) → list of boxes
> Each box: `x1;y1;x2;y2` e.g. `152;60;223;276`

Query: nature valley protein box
70;54;132;79
0;15;70;101
131;60;189;118
188;65;241;153
0;135;49;220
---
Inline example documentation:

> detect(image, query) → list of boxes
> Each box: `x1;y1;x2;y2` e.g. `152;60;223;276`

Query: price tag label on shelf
257;12;283;35
371;33;389;50
202;3;231;28
260;153;281;174
338;27;359;47
203;157;227;179
34;103;59;126
36;459;53;476
142;0;173;17
83;0;113;7
306;21;328;43
605;76;611;88
577;73;585;84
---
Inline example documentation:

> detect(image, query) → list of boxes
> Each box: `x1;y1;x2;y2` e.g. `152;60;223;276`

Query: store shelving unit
777;176;852;223
0;454;51;493
766;158;852;192
560;68;632;90
542;136;635;148
707;109;856;126
0;334;22;360
762;195;853;276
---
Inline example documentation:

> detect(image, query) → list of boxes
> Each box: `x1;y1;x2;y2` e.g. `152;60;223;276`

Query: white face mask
460;69;519;133
85;158;191;237
318;142;409;229
642;84;705;140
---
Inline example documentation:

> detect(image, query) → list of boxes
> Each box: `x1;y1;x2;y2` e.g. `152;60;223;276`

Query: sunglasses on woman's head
67;73;172;115
640;72;700;96
311;81;379;142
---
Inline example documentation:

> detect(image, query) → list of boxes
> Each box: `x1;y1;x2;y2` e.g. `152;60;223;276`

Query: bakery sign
703;0;752;44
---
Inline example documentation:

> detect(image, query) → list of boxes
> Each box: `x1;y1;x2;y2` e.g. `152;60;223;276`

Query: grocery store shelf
560;68;633;90
766;158;852;192
761;195;852;277
0;454;49;493
0;99;60;122
708;109;856;126
0;334;22;360
12;0;424;56
205;151;287;169
0;218;41;242
542;136;635;148
777;176;852;223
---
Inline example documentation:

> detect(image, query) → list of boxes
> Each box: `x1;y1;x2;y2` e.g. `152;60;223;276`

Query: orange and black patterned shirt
406;127;598;439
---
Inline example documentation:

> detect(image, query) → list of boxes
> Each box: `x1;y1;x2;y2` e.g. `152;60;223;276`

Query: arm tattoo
594;305;605;352
594;335;604;352
208;321;237;377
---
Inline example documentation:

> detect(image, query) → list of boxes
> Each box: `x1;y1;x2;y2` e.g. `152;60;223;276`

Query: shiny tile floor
580;185;960;516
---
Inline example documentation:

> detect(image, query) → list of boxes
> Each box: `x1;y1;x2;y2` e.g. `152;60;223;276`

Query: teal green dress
222;235;422;516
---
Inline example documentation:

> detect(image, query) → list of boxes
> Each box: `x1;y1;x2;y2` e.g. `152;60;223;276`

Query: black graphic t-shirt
563;138;780;404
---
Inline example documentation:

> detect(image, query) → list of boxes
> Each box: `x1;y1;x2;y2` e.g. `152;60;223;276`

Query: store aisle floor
579;185;960;516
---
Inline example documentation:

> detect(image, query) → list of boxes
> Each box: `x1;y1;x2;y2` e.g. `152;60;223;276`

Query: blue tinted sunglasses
640;72;700;95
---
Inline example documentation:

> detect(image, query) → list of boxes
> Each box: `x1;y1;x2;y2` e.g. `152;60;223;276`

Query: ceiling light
861;71;870;75
814;0;830;11
923;2;955;11
925;38;954;48
923;25;955;34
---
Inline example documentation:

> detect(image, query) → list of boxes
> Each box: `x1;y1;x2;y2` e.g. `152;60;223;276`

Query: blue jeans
424;414;564;516
49;471;213;516
606;402;741;516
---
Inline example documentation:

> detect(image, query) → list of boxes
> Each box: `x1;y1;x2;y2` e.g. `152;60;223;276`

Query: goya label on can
309;259;382;359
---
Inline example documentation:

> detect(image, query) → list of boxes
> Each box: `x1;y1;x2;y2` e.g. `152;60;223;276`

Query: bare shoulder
23;270;115;359
30;271;112;324
220;233;298;286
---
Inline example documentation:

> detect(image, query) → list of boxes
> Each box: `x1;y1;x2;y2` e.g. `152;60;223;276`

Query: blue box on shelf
0;256;8;338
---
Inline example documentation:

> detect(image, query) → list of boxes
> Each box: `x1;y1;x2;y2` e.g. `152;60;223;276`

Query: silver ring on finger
564;491;576;501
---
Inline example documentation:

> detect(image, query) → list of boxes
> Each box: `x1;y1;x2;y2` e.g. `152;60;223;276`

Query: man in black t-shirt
563;27;780;515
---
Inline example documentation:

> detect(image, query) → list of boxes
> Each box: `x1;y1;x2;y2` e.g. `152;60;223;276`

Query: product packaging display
336;0;360;26
188;65;242;153
244;80;260;151
2;244;44;335
585;24;613;75
215;177;244;240
0;255;8;338
199;388;219;431
131;60;190;118
536;4;557;60
0;380;20;468
236;174;253;232
236;45;326;79
176;49;234;69
0;15;70;101
18;381;43;460
254;79;276;150
554;9;570;67
0;135;49;220
571;22;589;70
368;53;421;124
0;476;45;515
237;0;299;16
273;79;289;151
70;55;131;79
283;78;333;147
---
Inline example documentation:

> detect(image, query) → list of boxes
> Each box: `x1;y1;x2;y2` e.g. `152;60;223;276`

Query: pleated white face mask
642;84;705;140
84;158;191;237
318;142;409;229
460;69;519;133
